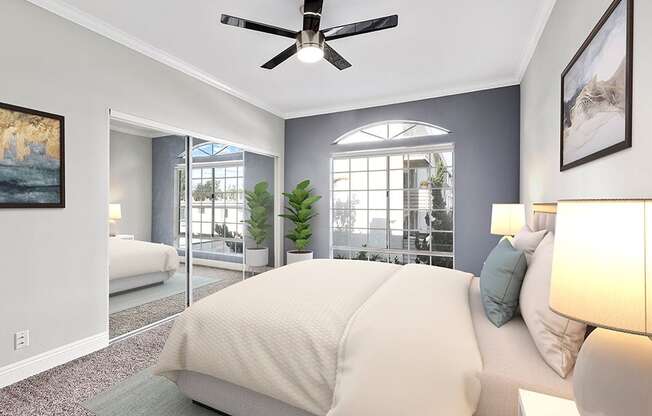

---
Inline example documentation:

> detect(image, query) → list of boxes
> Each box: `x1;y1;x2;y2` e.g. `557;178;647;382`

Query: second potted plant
244;181;273;267
281;179;321;264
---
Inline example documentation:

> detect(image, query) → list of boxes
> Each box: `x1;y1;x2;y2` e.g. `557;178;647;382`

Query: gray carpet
0;322;173;416
0;267;244;416
110;267;242;339
83;368;215;416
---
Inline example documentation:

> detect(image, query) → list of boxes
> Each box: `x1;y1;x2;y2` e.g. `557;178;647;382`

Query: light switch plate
14;330;29;350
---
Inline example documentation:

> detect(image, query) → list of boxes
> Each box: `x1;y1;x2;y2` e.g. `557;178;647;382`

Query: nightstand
113;234;135;240
518;389;578;416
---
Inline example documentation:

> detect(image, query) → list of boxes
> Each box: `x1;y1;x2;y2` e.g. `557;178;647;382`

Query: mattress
109;237;179;281
469;277;573;416
155;260;482;416
160;265;572;416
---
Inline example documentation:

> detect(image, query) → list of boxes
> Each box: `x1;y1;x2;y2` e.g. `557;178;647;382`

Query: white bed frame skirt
109;271;174;295
176;371;315;416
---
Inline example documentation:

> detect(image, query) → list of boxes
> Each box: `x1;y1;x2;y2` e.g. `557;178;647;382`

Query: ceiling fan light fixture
297;44;324;63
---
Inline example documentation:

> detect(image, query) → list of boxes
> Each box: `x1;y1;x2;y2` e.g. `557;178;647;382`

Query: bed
154;204;570;416
109;237;180;294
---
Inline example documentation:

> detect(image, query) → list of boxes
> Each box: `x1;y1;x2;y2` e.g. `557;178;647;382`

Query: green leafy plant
280;179;321;252
244;181;273;248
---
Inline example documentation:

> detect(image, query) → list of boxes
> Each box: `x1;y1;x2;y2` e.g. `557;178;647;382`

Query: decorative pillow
480;238;528;328
512;225;547;265
519;233;587;378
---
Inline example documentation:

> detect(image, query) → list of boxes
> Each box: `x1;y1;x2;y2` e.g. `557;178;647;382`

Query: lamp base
573;328;652;416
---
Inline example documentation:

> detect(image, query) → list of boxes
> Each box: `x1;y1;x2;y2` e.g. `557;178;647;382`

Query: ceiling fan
220;0;398;70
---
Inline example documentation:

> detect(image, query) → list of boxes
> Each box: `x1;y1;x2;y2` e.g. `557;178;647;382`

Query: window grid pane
181;162;244;256
330;148;454;268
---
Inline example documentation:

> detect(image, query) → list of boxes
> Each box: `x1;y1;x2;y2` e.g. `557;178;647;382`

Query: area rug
83;368;218;416
109;273;220;314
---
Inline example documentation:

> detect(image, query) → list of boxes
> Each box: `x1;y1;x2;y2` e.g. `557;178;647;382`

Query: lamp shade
550;200;652;336
490;204;525;236
109;203;122;220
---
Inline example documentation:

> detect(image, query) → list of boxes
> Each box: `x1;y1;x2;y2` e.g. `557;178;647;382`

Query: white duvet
155;259;482;416
109;237;180;280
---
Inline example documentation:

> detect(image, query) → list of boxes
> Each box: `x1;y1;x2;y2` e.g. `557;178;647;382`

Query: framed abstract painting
0;102;65;208
560;0;633;171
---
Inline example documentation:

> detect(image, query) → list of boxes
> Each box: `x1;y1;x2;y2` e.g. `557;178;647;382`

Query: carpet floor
110;266;242;338
1;267;244;416
0;322;173;416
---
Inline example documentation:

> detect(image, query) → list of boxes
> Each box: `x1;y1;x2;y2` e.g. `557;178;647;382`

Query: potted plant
244;181;273;267
280;179;321;264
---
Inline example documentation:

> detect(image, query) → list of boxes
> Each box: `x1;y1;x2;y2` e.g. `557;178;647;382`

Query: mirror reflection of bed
108;119;270;340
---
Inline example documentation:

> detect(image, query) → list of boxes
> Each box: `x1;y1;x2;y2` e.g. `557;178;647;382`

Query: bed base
176;370;315;416
192;400;231;415
109;271;174;294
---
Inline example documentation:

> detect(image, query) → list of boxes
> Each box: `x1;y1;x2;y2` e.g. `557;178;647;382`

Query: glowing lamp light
297;45;324;63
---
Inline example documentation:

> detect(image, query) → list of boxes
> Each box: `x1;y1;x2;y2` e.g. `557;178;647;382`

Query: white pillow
519;233;587;378
512;225;547;265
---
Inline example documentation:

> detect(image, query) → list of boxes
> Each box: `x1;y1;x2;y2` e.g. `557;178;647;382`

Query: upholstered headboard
531;203;557;233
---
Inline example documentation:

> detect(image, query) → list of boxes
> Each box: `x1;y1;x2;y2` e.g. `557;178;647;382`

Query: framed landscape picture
0;102;65;208
560;0;633;171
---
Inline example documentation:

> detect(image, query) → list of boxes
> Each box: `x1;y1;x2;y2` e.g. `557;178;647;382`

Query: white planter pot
246;247;269;267
286;250;313;265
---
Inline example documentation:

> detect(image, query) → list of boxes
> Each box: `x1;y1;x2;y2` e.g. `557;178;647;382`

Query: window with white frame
176;143;245;257
330;145;454;267
333;121;450;145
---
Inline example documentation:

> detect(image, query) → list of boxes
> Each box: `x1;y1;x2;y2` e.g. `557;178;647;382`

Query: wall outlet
14;330;29;350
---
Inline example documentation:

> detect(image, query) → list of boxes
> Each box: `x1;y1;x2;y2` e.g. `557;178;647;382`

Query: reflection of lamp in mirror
550;200;652;416
490;203;525;237
109;203;122;236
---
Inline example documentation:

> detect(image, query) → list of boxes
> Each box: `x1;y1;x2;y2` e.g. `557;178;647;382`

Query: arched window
333;121;449;145
177;143;243;159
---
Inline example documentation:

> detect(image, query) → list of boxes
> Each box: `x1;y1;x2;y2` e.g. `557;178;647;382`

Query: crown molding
25;0;284;117
516;0;557;81
26;0;553;120
284;78;520;119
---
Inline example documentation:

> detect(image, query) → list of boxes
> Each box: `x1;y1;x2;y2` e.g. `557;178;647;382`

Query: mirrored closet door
109;115;278;340
184;139;246;303
109;126;187;340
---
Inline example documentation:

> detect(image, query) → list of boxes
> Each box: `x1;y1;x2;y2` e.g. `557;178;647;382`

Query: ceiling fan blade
323;43;352;70
221;14;298;39
261;44;299;69
303;0;324;31
322;15;398;41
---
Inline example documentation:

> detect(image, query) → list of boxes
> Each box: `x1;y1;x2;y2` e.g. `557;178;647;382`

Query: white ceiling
29;0;556;118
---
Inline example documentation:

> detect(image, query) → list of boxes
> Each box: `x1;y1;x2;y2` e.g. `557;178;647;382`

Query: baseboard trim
0;332;108;388
181;258;245;272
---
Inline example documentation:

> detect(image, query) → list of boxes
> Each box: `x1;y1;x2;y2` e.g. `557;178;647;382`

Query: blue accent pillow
480;238;528;327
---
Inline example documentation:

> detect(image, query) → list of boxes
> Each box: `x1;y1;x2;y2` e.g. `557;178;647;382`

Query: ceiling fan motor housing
297;30;325;51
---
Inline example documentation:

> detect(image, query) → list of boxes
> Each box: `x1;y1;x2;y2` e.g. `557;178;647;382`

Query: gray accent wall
151;136;185;246
285;86;520;275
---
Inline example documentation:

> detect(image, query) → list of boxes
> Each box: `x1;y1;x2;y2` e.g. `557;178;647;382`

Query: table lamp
550;200;652;416
109;203;122;236
490;203;525;236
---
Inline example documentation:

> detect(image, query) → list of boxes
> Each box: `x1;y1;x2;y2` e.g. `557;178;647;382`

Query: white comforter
154;259;482;416
109;238;180;280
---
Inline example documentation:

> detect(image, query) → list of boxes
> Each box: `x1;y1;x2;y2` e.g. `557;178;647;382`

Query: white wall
0;0;284;370
521;0;652;213
109;131;152;241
